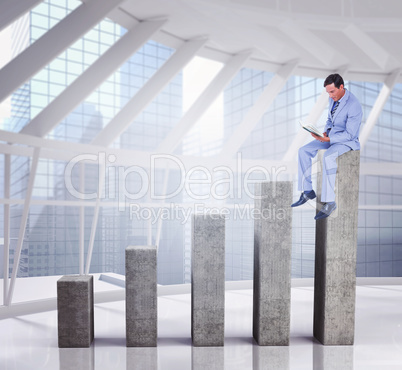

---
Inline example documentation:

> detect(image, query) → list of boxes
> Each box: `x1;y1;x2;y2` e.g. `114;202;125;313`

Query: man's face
325;83;345;101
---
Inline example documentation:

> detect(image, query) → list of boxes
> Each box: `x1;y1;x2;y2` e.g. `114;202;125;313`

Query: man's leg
321;144;352;203
298;140;330;193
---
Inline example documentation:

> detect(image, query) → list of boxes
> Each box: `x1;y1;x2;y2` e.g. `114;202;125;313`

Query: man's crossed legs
292;140;351;220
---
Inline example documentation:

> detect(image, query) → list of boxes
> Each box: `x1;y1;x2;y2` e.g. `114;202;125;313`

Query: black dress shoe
291;190;316;207
314;202;337;220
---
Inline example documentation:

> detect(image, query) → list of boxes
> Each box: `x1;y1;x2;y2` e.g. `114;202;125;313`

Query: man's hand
311;132;330;143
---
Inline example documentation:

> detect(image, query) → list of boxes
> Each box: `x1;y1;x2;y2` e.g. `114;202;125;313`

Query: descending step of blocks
253;181;293;346
191;213;225;347
126;245;158;347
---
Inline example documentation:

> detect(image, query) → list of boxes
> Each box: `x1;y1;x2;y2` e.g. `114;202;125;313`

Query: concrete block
191;214;225;347
253;181;293;346
57;275;94;348
314;150;360;345
126;246;157;347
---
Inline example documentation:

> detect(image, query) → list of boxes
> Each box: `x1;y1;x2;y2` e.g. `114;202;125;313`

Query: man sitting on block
291;73;363;220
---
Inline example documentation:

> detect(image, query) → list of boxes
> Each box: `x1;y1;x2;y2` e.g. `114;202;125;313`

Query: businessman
291;73;363;220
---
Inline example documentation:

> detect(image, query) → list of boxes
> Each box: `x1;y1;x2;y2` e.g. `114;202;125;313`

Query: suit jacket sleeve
324;110;332;132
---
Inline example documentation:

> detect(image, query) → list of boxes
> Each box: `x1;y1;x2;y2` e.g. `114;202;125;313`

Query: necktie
331;101;340;118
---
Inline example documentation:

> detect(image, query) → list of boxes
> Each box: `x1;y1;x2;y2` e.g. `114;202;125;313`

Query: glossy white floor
1;276;402;369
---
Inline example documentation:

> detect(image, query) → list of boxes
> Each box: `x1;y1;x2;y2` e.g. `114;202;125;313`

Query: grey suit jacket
324;89;363;150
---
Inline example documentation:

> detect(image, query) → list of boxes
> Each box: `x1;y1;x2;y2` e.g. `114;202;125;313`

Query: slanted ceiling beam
360;68;401;148
92;37;207;147
343;24;391;71
0;0;43;33
0;0;126;104
157;51;251;153
221;60;298;160
21;19;166;138
278;20;345;67
6;148;41;306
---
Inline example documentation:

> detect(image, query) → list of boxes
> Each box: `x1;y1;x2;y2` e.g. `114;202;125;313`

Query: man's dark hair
324;74;344;88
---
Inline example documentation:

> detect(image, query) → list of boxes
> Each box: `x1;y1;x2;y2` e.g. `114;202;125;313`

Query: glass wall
351;81;402;276
3;0;184;284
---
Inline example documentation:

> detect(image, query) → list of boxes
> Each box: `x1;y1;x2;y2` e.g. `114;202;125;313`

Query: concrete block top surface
126;245;157;251
193;213;226;220
57;275;93;283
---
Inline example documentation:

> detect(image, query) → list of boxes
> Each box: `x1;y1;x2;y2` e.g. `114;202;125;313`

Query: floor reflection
192;346;224;370
313;344;354;370
59;346;94;370
253;345;289;370
127;347;158;370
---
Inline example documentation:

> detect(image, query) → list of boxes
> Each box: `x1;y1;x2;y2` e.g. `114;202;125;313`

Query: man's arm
329;101;362;145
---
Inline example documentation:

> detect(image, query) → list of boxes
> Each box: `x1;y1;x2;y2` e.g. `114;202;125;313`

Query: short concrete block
57;275;94;348
126;246;157;347
253;181;293;346
314;150;360;345
191;214;225;347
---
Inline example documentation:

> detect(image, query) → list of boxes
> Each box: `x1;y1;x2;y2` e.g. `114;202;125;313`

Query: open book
299;120;324;138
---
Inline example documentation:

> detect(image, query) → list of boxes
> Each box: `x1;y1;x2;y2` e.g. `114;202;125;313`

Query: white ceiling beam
278;20;343;67
221;60;298;160
343;24;390;70
360;68;401;149
79;163;85;275
157;51;251;153
0;0;126;104
6;147;41;306
85;162;105;275
0;0;43;32
3;153;11;305
0;129;294;173
21;19;166;137
92;37;208;147
0;133;400;177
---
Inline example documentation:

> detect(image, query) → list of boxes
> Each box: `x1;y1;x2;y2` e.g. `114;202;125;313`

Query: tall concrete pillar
57;275;94;348
191;214;225;347
126;246;157;347
253;181;293;346
314;150;360;345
